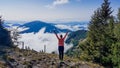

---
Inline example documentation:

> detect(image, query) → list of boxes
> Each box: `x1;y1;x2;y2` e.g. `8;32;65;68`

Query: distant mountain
3;23;10;28
3;23;21;28
4;20;26;25
66;30;87;46
65;30;87;57
12;23;21;26
20;21;71;33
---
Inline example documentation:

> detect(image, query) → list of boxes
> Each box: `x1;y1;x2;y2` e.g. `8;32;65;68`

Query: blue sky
0;0;120;23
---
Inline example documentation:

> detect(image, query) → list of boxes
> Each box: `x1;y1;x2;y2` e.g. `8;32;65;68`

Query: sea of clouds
7;22;88;53
55;24;88;31
18;27;73;53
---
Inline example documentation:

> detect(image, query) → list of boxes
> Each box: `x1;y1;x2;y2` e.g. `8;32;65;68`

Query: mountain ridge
20;21;71;33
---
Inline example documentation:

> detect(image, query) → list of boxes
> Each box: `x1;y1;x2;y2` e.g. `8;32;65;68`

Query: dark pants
58;46;64;60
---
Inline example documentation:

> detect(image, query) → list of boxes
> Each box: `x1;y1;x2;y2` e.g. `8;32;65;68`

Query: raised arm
63;32;68;39
53;31;59;39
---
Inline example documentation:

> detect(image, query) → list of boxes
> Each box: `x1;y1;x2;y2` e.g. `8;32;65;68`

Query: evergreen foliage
83;0;114;65
0;16;13;46
67;0;120;67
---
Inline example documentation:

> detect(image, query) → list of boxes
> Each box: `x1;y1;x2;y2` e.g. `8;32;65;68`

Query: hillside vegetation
65;30;87;58
67;0;120;68
66;30;87;46
0;47;104;68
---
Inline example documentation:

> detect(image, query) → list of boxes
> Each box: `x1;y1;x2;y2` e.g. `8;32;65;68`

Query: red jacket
54;32;68;46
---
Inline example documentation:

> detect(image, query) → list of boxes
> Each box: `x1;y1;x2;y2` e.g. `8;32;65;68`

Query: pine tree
101;0;112;23
87;0;113;66
0;16;13;46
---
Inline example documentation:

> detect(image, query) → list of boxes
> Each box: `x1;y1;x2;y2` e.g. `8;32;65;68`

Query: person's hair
60;34;63;38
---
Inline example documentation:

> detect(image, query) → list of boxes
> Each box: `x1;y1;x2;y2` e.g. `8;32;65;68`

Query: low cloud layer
55;24;80;31
18;27;73;53
55;24;88;31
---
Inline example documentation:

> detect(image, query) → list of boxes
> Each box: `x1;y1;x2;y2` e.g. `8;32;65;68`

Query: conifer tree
87;0;113;66
0;16;13;46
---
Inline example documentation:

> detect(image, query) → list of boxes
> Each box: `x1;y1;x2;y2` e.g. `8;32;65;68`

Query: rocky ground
0;46;104;68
